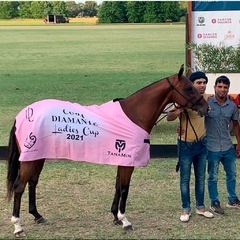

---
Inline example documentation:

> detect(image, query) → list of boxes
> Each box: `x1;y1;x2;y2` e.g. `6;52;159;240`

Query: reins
182;109;199;144
176;109;200;172
165;77;202;172
155;103;174;124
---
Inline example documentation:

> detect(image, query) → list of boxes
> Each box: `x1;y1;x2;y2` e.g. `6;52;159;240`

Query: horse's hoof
123;225;134;231
14;230;26;238
35;217;46;224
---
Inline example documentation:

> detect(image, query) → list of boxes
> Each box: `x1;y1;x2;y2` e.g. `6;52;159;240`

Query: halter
166;77;203;109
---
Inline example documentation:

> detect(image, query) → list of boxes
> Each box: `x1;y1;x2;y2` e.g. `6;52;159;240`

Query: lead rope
176;109;199;172
175;112;182;172
183;109;199;147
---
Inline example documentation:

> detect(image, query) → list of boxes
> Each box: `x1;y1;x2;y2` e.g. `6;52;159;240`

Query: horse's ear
178;64;184;79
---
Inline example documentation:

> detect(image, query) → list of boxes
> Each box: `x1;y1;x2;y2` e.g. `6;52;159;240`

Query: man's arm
166;108;184;121
233;120;240;157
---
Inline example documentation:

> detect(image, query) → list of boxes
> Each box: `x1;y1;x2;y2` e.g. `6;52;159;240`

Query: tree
50;1;68;16
161;1;181;22
143;2;164;23
76;2;85;17
66;1;98;17
143;1;181;23
66;1;81;18
30;1;51;19
83;1;98;17
98;1;127;23
179;1;188;12
0;1;19;19
126;1;146;23
0;1;183;22
18;2;32;19
179;1;188;19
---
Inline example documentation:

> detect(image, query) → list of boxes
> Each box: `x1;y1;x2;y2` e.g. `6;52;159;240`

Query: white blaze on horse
6;65;209;237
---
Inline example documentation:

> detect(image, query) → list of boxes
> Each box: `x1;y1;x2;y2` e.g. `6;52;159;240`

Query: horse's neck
120;80;171;133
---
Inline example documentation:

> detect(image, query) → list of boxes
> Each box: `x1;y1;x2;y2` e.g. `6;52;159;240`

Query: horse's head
167;65;209;116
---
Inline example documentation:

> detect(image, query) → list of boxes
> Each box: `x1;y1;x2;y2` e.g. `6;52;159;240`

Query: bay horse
6;65;209;237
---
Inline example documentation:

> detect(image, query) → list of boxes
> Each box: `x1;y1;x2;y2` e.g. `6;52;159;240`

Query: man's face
214;82;229;99
192;78;206;95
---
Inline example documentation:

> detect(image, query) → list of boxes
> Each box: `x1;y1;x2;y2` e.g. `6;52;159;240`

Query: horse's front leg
112;166;134;231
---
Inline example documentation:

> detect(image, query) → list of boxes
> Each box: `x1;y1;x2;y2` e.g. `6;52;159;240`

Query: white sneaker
180;212;191;222
196;209;214;218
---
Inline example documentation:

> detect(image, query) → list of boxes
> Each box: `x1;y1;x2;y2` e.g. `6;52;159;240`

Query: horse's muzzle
197;105;211;117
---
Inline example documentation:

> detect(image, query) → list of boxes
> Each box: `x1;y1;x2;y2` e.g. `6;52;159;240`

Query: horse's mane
125;76;169;98
113;98;124;102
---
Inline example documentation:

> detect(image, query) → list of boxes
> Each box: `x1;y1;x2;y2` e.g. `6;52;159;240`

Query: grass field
1;160;240;239
0;24;184;146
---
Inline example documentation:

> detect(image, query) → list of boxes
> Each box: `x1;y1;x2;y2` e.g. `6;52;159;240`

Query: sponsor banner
192;11;240;47
189;2;240;94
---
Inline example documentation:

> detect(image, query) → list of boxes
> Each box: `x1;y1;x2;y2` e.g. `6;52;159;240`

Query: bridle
166;77;203;109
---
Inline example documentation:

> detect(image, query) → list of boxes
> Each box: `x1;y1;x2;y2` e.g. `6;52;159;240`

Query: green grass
0;19;44;25
0;24;185;146
1;160;240;239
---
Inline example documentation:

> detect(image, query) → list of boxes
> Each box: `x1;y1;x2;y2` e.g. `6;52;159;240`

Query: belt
179;135;205;143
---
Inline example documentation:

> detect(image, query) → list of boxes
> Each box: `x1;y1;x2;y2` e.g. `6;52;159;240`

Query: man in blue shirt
206;76;240;214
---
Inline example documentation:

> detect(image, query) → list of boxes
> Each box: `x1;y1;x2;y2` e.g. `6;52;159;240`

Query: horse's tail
6;120;20;202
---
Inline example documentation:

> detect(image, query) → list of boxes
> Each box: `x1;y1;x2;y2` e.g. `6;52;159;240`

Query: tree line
0;1;187;23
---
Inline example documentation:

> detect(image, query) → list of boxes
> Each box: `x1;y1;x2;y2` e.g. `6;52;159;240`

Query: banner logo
198;17;204;23
115;139;126;153
212;19;217;24
224;30;235;40
212;18;232;24
197;17;205;26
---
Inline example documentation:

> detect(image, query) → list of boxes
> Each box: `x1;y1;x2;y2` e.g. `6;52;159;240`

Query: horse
6;65;209;238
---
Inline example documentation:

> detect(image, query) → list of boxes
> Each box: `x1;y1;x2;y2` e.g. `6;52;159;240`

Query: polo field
0;23;239;239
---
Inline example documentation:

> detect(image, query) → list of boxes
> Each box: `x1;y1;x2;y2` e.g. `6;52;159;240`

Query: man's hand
176;108;184;115
207;94;214;100
177;126;185;136
228;95;234;101
236;144;240;158
167;108;184;121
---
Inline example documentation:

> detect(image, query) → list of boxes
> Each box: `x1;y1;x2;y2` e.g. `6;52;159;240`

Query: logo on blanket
25;107;34;122
50;108;99;140
24;132;37;149
107;139;131;158
115;139;126;152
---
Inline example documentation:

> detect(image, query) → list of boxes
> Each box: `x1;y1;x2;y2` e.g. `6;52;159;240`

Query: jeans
178;137;208;212
208;146;238;205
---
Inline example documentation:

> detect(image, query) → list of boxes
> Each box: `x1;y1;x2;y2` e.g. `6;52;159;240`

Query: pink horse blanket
15;99;150;167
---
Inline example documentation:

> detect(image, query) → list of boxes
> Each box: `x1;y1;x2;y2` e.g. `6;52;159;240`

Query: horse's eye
186;86;194;94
